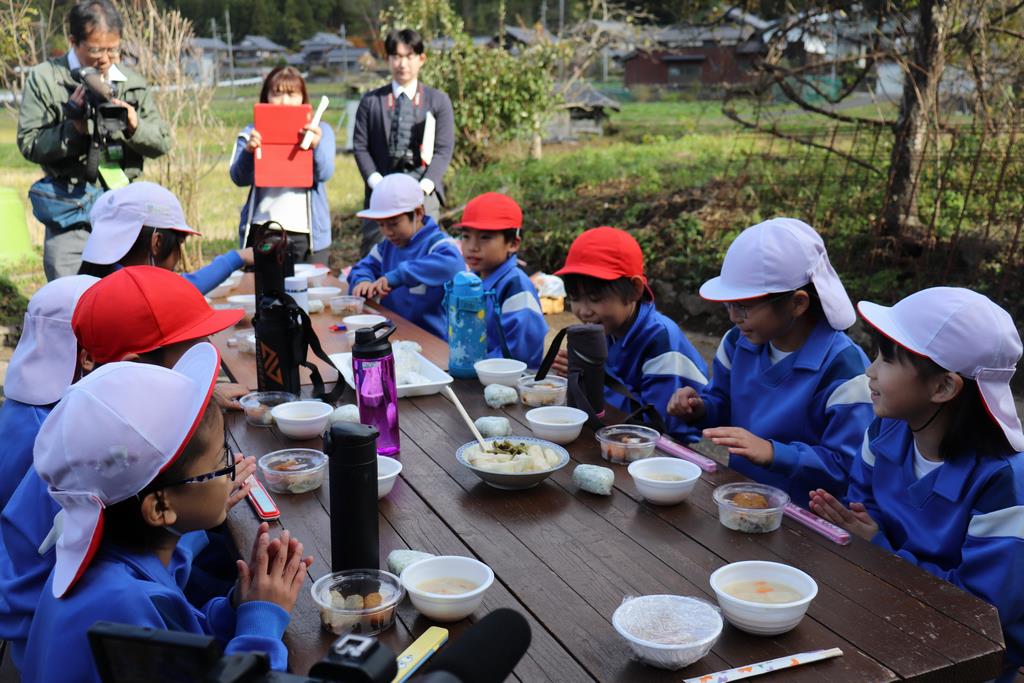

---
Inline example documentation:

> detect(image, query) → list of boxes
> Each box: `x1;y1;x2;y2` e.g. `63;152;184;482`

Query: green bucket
0;187;34;264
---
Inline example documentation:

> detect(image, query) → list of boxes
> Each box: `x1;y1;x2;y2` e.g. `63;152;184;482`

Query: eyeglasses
723;292;793;322
151;438;236;490
84;46;122;57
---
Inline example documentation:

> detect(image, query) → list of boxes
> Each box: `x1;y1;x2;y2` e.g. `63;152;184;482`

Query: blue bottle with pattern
445;272;491;379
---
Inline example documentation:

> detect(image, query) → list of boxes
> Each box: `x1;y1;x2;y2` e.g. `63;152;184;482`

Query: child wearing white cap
78;181;255;296
347;173;464;339
810;287;1024;682
667;218;874;506
20;344;312;683
0;275;98;509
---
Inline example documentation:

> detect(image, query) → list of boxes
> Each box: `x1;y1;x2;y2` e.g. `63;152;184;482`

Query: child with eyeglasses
666;218;874;506
20;345;312;683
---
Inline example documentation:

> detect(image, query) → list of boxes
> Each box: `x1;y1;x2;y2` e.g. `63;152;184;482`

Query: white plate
329;351;454;398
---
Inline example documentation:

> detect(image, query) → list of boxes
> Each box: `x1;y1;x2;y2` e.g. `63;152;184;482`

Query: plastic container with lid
595;424;659;464
330;295;365;316
517;375;567;407
311;569;404;635
258;448;328;494
712;482;789;533
612;594;722;670
239;391;297;427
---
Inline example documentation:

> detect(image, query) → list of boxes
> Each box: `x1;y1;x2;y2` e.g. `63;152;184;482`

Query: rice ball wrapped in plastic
330;404;361;425
474;416;511;438
484;384;517;409
573;464;615;496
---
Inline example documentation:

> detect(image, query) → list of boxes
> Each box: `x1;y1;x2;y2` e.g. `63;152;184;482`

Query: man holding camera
17;0;170;280
352;28;455;257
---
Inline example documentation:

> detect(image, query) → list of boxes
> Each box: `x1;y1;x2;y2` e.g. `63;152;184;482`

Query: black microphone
414;609;531;683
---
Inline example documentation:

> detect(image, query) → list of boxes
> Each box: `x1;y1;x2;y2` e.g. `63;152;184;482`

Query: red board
253;103;313;188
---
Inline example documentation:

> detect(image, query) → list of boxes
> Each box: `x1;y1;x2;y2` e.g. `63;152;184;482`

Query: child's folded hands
236;525;313;613
809;488;878;541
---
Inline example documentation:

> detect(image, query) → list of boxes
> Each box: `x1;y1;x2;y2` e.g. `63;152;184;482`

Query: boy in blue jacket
348;173;464;339
22;345;311;683
552;226;708;442
456;192;546;367
810;287;1024;683
668;218;873;507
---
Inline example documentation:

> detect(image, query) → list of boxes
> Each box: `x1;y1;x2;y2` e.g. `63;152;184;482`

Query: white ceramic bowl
377;455;402;499
455;436;570;490
627;457;702;505
612;595;722;670
709;560;818;636
308;286;343;302
226;294;256;316
343;314;388;332
400;556;494;622
524;406;587;444
295;263;330;287
473;358;528;387
270;400;333;440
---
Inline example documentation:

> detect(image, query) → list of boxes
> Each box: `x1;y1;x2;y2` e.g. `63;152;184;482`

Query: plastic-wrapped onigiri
474;416;511;438
573;464;615;495
330;404;361;424
387;549;435;575
394;341;424;385
484;384;517;408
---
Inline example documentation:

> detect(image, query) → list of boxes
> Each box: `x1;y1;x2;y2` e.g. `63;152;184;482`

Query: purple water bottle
352;322;400;456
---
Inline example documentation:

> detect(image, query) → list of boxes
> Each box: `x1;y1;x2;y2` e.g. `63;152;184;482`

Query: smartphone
246;476;280;520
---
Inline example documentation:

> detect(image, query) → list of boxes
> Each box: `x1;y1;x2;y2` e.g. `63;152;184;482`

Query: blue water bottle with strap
445;271;491;378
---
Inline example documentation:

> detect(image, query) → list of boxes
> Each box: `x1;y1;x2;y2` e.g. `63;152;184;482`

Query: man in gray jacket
352;28;455;257
17;0;170;280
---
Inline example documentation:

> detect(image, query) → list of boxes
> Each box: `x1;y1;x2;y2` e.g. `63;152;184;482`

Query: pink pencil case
784;503;851;545
656;437;717;472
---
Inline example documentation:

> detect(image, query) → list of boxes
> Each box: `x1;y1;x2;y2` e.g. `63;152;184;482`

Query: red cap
555;225;649;281
72;266;244;364
454;192;523;231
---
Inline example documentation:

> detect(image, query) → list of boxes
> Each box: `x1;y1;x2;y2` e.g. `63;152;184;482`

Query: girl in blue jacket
21;344;311;683
668;218;873;506
230;67;335;263
811;287;1024;683
348;174;465;339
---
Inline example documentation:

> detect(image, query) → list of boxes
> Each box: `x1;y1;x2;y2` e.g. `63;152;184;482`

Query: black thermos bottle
325;422;380;571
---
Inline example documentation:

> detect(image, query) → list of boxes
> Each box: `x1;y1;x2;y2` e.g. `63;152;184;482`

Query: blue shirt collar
480;254;519;289
736;317;835;371
871;418;980;502
100;543;192;591
613;301;655;346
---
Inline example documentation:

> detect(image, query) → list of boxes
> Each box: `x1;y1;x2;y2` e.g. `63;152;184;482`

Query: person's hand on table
703;426;773;466
235;527;313;613
550;348;569;377
246;129;262;154
667;387;706;422
809;489;879;541
368;276;392;299
300;123;322;149
213;382;249;410
228;454;257;509
110;98;139;134
350;280;374;298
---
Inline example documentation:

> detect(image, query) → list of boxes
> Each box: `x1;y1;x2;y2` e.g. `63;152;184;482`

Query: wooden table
212;296;1010;682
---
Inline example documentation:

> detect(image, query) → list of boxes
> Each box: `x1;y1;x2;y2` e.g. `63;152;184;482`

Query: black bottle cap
352;322;396;360
324;422;380;465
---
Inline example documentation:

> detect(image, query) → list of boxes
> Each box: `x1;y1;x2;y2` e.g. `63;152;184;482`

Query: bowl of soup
524;406;587;444
270;400;333;440
400;555;494;622
627;457;702;505
709;560;818;635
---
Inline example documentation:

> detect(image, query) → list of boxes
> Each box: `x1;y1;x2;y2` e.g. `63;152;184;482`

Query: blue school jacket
700;319;873;506
606;302;709;443
0;399;50;509
849;418;1024;680
347;217;464;339
0;469;209;670
21;544;289;683
479;255;547;368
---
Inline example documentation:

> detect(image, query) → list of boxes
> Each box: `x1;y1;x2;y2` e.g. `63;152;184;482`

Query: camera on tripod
67;66;129;183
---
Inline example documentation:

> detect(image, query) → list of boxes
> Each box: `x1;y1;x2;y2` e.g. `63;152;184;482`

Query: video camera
66;66;130;184
87;607;531;683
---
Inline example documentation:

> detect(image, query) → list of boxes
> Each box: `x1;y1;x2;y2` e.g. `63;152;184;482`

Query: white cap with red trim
32;342;220;597
699;217;856;330
356;173;424;220
858;287;1024;452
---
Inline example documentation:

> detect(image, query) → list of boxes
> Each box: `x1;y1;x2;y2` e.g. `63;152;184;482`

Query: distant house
234;35;288;66
295;32;353;67
496;25;553;52
547;81;622;140
622;23;762;89
185;37;229;84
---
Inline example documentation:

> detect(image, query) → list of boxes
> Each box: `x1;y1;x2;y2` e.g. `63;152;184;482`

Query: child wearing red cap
22;346;312;683
0;267;257;670
554;227;708;442
455;192;546;367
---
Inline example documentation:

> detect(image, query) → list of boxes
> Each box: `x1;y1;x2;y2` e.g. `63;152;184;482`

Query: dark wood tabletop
212;298;1010;683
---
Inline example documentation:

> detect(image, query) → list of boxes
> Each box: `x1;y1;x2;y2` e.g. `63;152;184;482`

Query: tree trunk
882;0;956;237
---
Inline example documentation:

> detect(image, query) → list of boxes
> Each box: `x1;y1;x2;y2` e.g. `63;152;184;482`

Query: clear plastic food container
612;594;722;670
712;482;790;533
517;376;567;407
258;448;328;494
239;391;297;427
595;424;660;464
311;569;404;636
330;295;366;316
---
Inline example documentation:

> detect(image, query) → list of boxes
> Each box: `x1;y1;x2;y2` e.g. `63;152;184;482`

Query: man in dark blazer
352;28;455;256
